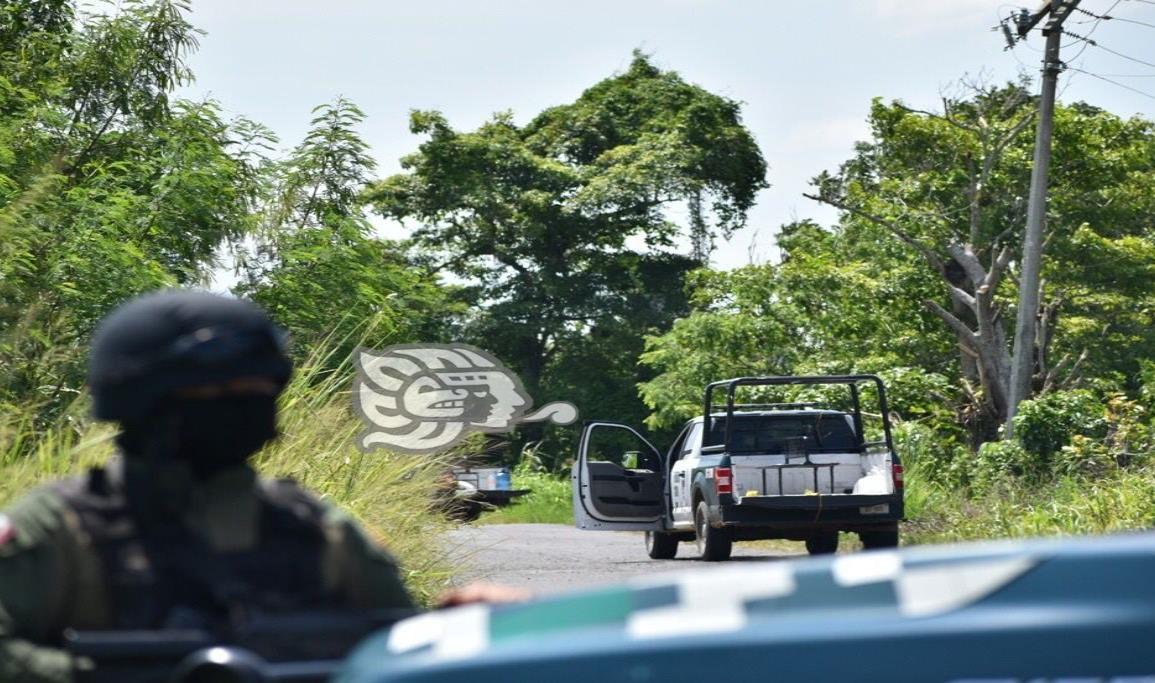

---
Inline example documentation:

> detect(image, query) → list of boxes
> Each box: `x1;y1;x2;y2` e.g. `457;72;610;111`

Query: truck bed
730;449;894;498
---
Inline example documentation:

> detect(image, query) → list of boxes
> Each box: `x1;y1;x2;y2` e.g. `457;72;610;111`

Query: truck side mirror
623;450;640;469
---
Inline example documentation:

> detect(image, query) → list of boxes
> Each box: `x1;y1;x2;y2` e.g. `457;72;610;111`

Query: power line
1061;1;1112;91
1073;5;1155;29
1093;40;1155;69
1002;2;1155;104
1058;25;1155;71
1061;1;1155;98
1110;15;1155;29
1065;0;1121;58
1072;5;1112;21
1066;66;1155;99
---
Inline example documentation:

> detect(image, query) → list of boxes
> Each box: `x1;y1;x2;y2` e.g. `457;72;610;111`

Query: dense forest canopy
364;51;769;451
3;0;1155;494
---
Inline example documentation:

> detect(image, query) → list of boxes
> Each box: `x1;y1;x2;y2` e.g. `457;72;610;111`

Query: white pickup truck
571;375;905;560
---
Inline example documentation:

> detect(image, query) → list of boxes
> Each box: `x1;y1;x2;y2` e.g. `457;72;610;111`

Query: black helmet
88;290;292;422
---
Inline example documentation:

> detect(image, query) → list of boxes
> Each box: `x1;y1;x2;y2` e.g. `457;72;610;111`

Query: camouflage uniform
0;460;414;682
0;290;417;682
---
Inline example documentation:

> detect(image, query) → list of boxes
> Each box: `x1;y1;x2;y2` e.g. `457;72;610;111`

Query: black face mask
119;394;279;479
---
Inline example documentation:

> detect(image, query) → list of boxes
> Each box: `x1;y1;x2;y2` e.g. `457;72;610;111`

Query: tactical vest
53;466;335;630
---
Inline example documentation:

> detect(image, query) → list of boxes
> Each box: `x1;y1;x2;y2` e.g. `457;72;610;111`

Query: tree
237;99;453;359
366;52;768;419
639;222;960;434
806;81;1155;442
642;83;1155;449
538;252;698;458
0;0;268;416
638;264;803;429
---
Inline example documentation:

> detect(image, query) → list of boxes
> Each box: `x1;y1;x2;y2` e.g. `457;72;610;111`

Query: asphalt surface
441;523;802;595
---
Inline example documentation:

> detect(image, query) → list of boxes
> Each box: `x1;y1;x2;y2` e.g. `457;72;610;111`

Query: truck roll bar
701;375;895;455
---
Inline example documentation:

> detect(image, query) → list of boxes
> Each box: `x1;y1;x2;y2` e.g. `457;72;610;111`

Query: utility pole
1005;0;1081;437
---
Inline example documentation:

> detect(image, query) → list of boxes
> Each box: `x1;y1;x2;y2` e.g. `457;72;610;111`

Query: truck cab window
666;426;690;464
682;422;702;458
587;426;659;471
705;414;858;454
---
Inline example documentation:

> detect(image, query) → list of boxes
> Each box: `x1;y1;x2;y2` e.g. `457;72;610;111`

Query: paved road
441;524;802;595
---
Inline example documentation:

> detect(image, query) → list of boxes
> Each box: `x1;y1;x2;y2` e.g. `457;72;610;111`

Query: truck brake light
892;464;904;490
715;467;733;495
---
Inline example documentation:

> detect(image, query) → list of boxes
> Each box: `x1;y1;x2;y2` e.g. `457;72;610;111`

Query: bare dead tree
805;82;1076;441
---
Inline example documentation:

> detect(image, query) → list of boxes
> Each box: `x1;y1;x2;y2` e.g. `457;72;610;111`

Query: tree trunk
920;244;1014;444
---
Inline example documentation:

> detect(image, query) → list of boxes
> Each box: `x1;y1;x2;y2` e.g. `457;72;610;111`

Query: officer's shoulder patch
0;513;17;548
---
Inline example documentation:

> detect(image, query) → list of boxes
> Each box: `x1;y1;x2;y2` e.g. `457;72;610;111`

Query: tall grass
254;336;459;603
481;470;573;525
902;457;1155;545
0;329;458;605
0;404;116;505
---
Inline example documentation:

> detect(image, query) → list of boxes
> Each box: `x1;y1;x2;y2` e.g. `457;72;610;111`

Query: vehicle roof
343;532;1155;682
687;409;851;425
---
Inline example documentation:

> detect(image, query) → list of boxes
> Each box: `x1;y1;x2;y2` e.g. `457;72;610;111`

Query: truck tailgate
732;493;895;510
730;453;865;496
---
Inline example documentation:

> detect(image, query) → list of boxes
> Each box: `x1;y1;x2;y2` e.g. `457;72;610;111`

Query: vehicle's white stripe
628;565;796;639
832;551;903;586
387;605;491;660
896;557;1036;617
388;612;444;653
433;605;490;660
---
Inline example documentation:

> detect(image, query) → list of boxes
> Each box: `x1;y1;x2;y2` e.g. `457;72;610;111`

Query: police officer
0;290;419;682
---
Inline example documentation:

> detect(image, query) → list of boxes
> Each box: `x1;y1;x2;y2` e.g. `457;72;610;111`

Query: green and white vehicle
572;375;905;560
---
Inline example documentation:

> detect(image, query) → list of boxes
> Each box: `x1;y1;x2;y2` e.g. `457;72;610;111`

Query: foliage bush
1105;393;1155;468
877;367;959;429
1013;390;1107;461
1139;360;1155;413
1053;435;1115;479
479;469;573;526
970;439;1036;492
892;421;968;485
901;390;1155;546
903;388;1155;510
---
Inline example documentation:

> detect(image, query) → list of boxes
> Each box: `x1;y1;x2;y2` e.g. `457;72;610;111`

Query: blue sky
179;0;1155;270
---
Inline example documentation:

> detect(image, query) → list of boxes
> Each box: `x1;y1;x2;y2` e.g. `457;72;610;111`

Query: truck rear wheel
805;532;839;555
695;501;732;561
645;531;679;559
859;528;900;550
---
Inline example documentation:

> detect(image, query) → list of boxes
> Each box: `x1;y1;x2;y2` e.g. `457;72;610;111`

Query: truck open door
572;422;665;531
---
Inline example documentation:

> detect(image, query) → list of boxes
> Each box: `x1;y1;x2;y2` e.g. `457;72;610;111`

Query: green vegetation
637;81;1155;544
481;470;574;525
0;338;458;604
365;52;768;463
905;468;1155;544
3;0;1155;562
897;390;1155;543
236;98;455;360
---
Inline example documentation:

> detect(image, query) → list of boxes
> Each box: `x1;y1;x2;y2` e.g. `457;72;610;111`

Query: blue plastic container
495;468;511;491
